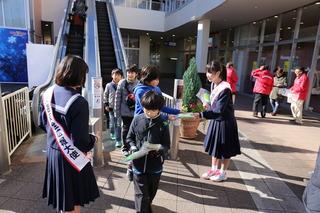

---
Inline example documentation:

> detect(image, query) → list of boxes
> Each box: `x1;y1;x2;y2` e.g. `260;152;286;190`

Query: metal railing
162;92;180;160
111;0;193;13
31;0;73;126
1;87;32;163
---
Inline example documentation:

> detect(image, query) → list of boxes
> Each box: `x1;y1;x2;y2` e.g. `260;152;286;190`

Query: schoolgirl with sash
40;55;99;213
195;61;241;182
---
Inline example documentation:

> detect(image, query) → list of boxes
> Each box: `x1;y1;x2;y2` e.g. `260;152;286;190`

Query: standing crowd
39;53;310;213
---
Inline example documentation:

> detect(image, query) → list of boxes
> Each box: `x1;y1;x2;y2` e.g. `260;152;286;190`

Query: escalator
96;1;117;86
32;0;87;125
66;24;84;57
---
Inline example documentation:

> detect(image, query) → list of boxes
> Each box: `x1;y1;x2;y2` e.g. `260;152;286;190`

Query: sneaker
271;112;276;116
210;171;227;182
127;168;133;181
253;112;258;117
201;169;219;180
110;133;116;140
115;141;122;148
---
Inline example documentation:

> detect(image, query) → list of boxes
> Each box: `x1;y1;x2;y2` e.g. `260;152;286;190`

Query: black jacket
126;113;170;174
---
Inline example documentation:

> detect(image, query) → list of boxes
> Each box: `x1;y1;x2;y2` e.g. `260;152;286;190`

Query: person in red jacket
251;65;274;118
290;67;309;124
226;62;238;104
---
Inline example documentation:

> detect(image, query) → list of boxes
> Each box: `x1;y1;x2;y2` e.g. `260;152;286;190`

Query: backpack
125;80;135;110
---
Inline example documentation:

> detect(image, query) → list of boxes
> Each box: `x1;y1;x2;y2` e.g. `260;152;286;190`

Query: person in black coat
194;61;241;182
40;55;99;213
126;91;170;213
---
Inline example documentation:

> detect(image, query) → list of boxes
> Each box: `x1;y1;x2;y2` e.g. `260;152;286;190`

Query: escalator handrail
106;1;128;76
31;0;73;126
94;0;102;78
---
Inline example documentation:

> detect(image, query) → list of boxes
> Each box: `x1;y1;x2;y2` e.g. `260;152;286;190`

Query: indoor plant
180;57;203;139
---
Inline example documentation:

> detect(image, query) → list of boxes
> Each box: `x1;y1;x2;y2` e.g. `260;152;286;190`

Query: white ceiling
204;0;318;30
166;0;319;37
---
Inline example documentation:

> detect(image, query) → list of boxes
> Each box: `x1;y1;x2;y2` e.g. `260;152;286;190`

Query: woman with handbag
269;67;287;116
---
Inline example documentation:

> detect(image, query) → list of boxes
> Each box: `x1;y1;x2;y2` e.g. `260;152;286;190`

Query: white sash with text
43;86;90;172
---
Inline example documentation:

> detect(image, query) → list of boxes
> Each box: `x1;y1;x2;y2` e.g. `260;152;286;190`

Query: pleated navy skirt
42;147;100;212
204;118;241;159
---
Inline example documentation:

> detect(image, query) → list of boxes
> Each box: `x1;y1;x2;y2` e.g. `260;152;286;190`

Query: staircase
66;22;84;57
96;1;117;86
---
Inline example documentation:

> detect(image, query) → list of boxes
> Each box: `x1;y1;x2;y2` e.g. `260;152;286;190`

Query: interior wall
41;0;67;41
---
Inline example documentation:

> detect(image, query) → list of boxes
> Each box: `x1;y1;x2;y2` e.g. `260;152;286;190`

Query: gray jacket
103;81;117;109
114;79;138;118
269;75;287;100
303;146;320;213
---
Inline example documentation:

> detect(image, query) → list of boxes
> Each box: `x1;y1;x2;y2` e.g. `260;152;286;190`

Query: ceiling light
287;26;291;30
172;34;175;37
45;24;49;27
146;33;149;36
292;17;296;20
253;21;257;25
274;15;278;18
150;39;152;41
316;2;320;5
160;37;163;40
170;57;178;61
300;22;304;25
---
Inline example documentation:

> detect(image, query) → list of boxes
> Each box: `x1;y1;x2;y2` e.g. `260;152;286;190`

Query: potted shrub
180;57;203;139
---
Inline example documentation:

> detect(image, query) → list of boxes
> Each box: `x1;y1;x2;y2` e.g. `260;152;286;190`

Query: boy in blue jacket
134;65;180;116
126;91;170;213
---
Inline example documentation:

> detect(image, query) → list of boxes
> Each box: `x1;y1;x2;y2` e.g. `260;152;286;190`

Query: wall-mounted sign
91;77;102;109
0;27;28;83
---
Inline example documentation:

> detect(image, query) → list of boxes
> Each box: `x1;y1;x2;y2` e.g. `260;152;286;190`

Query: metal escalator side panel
106;1;128;77
31;0;73;126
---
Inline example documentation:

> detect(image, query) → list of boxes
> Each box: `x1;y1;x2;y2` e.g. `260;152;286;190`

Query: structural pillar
139;35;150;68
196;19;210;73
305;16;320;110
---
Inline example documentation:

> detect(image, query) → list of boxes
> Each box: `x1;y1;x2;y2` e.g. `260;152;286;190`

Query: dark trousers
252;93;269;117
133;173;161;213
121;116;133;143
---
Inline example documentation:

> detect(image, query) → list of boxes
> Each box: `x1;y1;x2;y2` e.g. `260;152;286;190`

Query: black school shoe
127;168;133;181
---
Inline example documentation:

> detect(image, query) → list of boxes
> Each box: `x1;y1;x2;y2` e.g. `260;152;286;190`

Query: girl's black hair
298;67;307;74
206;61;227;81
141;91;164;110
140;65;159;85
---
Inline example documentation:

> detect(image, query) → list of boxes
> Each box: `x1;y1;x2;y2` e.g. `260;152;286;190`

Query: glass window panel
126;49;139;67
276;44;292;73
244;47;259;93
3;0;26;28
264;17;278;43
129;36;139;48
228;28;235;47
249;21;262;45
122;34;128;47
299;3;320;38
261;45;273;66
309;48;320;113
288;41;315;85
219;30;227;49
280;10;296;41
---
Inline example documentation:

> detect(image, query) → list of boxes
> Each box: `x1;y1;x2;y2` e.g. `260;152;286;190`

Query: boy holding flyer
126;91;170;213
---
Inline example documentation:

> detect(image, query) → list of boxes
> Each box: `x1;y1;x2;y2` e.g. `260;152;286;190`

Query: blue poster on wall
0;27;28;83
